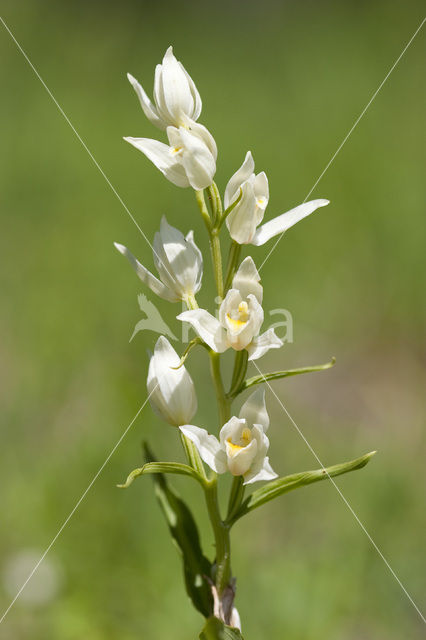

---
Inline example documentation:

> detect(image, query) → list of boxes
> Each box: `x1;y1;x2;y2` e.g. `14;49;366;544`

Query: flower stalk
115;44;376;638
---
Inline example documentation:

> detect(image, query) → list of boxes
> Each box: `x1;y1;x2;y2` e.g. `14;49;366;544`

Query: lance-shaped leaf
144;444;213;618
117;461;205;488
229;451;376;523
199;617;244;640
232;358;336;396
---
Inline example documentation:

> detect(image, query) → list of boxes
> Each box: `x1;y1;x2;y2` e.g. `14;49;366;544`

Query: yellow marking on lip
226;315;246;329
227;428;252;456
226;301;250;330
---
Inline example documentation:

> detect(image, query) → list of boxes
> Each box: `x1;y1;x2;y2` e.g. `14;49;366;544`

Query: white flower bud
127;46;202;130
114;216;203;303
147;336;197;426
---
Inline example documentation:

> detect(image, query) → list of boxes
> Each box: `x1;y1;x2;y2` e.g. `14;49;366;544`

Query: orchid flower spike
147;336;197;426
127;46;202;131
114;216;203;303
177;256;282;360
225;151;329;245
180;388;277;484
125;117;217;190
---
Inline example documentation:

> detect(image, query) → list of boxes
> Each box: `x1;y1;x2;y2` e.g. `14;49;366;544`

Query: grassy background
0;0;425;638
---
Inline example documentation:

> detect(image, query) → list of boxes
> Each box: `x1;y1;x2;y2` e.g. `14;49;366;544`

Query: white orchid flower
147;336;197;426
177;256;282;360
180;388;277;484
125;117;217;190
114;216;203;303
127;46;202;131
224;151;329;245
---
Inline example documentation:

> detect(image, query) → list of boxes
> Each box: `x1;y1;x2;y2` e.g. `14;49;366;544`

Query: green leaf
199;617;244;640
231;451;376;522
233;358;336;396
117;461;205;488
144;444;213;618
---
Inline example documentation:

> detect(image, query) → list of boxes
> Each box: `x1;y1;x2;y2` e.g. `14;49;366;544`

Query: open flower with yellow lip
127;46;202;131
124;117;217;190
225;151;330;245
177;256;282;360
180;388;277;484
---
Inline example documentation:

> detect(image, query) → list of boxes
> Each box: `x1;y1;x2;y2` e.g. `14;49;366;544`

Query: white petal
124;137;190;188
232;256;263;304
114;242;178;302
148;337;197;426
179;425;227;473
244;456;278;485
252;199;330;246
239;388;269;432
225;438;258;476
247;328;283;361
224;151;255;209
253;171;269;202
177;309;228;352
160;46;194;123
176;127;216;190
219;416;247;447
127;73;164;130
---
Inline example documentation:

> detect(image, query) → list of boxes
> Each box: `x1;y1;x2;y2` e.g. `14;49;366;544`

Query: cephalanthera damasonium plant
115;46;376;639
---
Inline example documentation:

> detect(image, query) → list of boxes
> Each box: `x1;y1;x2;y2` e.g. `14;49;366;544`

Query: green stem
209;350;231;426
224;241;241;293
210;229;224;299
195;189;212;229
195;189;224;299
227;349;249;398
226;476;245;524
204;477;231;595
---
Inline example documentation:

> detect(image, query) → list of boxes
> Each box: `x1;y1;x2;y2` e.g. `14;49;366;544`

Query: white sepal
247;328;283;361
252;199;330;246
114;242;179;302
224;151;254;209
127;73;164;130
124;136;190;187
239;388;269;432
179;424;227;473
231;256;263;304
177;309;228;352
147;336;197;426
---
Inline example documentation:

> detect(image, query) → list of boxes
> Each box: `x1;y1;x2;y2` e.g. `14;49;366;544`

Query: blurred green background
1;0;425;638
